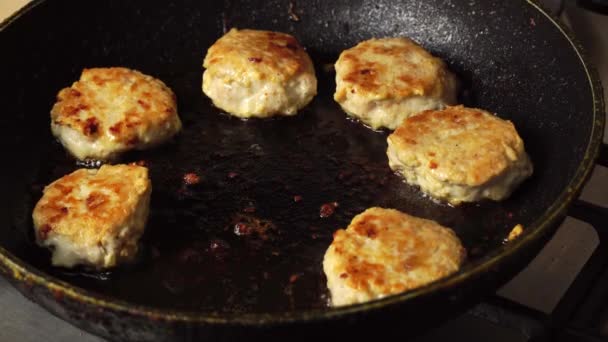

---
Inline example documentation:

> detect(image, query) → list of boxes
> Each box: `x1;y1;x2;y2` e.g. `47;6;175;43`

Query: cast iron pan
0;0;605;340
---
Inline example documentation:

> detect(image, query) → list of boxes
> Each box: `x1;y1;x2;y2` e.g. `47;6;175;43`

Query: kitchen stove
0;2;606;341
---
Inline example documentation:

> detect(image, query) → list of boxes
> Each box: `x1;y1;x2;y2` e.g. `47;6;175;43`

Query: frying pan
0;0;605;340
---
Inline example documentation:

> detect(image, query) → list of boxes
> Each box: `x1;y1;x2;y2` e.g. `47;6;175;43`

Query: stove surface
0;2;606;342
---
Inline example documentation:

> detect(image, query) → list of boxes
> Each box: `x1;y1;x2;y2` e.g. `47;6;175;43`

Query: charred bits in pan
320;202;339;218
230;213;276;241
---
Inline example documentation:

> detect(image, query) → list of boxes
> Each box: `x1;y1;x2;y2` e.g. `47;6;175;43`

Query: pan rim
0;0;604;326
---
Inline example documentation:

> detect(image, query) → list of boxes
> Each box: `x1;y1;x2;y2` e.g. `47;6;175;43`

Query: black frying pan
0;0;605;341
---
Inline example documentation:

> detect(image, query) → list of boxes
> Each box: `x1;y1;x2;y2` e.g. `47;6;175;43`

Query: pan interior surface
0;0;597;314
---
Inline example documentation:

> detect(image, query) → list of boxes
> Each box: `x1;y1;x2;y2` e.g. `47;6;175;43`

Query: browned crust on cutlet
51;67;179;148
324;208;465;304
32;164;151;246
203;28;314;83
334;37;453;101
388;106;527;185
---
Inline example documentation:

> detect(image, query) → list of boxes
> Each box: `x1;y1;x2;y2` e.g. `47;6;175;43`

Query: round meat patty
32;164;151;269
51;67;182;160
323;207;465;306
387;106;533;205
334;37;458;130
202;28;317;118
